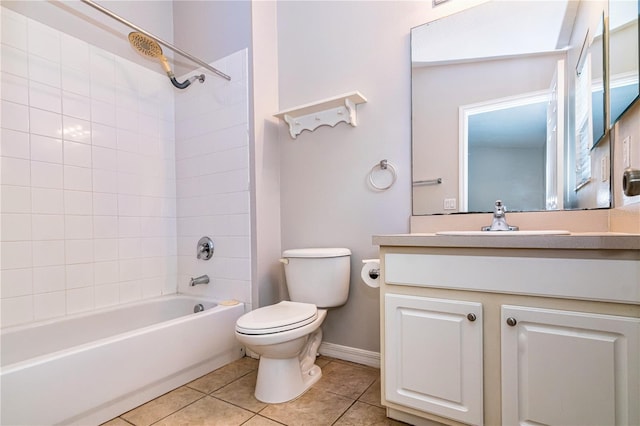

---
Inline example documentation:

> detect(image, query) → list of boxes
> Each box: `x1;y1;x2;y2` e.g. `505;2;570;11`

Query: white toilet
235;248;351;403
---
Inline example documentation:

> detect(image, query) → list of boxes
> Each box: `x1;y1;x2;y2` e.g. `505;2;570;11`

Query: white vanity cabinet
501;305;640;426
375;234;640;426
384;294;483;425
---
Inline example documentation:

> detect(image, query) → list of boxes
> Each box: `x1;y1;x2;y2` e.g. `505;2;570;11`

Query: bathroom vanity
374;233;640;426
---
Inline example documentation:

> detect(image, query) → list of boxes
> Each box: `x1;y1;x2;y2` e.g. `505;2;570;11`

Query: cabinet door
385;294;483;425
501;305;640;426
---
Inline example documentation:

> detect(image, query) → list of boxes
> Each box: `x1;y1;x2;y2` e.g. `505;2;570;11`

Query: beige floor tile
358;377;383;408
121;386;205;426
313;360;380;399
100;417;132;426
333;401;408;426
260;387;354;426
153;396;253;426
212;371;267;413
242;415;284;426
187;357;258;394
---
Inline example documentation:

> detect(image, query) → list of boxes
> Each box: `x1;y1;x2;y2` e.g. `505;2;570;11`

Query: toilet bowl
235;301;327;403
235;248;351;403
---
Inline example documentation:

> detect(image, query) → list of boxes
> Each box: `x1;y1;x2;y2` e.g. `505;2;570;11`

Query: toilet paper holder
362;259;379;279
623;168;640;197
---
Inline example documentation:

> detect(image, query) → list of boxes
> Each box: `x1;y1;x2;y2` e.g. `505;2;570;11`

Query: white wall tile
65;215;93;239
119;259;142;281
118;194;141;216
31;161;63;189
32;188;64;214
30;134;63;164
27;18;60;63
31;214;64;240
141;278;163;298
1;185;31;213
33;265;66;293
34;291;66;321
1;268;33;298
1;157;30;186
92;193;118;216
92;169;118;194
92;146;117;171
118;238;141;259
62;91;90;120
62;116;91;144
63;140;91;167
32;240;64;267
66;287;93;314
63;165;92;191
94;261;119;285
29;107;61;138
119;280;142;303
1;241;32;269
1;128;29;159
94;283;119;307
116;128;139;153
1;45;28;77
93;216;118;238
91;101;116;128
1;7;28;51
93;238;118;262
29;81;61;113
61;66;91;97
118;216;141;238
28;55;60;88
65;239;93;264
2;100;29;132
66;263;94;289
64;190;93;215
1;72;29;105
60;33;89;71
1;295;33;327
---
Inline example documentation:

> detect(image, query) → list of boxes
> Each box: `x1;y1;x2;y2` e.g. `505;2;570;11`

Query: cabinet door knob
506;317;517;327
467;313;477;322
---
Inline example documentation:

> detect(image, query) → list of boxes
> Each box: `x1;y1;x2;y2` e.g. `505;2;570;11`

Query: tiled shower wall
174;50;251;306
0;8;250;327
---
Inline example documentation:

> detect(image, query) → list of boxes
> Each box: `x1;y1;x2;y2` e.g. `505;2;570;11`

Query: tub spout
190;275;209;286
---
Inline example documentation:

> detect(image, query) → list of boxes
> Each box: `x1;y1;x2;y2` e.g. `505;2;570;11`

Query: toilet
235;248;351;403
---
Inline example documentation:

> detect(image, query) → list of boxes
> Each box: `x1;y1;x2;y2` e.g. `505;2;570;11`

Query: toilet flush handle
279;258;289;264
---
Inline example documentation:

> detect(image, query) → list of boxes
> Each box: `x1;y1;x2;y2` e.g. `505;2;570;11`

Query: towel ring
368;159;397;191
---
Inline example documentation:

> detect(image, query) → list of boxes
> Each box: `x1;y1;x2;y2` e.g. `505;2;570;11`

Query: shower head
128;32;172;74
127;32;204;89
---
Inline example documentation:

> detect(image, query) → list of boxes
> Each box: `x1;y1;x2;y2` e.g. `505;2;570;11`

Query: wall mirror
609;0;639;126
411;0;614;215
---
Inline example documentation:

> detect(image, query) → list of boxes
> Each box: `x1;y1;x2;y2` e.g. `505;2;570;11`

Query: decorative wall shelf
274;91;367;139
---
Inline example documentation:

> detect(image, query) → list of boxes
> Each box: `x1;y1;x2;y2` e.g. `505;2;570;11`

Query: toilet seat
236;301;318;335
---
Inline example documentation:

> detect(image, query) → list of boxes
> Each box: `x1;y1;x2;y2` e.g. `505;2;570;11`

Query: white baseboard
318;342;380;368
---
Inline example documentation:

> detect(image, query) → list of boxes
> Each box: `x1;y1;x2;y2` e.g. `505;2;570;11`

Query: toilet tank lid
282;248;351;258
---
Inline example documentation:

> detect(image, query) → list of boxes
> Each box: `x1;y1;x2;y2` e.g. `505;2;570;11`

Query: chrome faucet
481;200;519;231
190;275;210;286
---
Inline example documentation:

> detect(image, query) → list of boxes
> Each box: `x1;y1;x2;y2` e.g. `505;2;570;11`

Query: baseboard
318;342;381;368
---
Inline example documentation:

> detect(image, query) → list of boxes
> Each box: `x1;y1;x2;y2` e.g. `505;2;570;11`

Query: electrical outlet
601;155;609;182
622;136;631;168
444;198;457;210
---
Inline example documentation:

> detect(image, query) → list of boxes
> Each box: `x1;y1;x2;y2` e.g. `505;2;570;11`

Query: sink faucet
190;275;210;286
481;200;519;231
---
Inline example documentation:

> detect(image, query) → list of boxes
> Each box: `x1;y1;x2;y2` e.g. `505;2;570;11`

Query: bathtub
0;295;245;426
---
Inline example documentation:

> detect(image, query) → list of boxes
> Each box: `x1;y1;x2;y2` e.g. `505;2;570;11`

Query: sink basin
436;230;571;236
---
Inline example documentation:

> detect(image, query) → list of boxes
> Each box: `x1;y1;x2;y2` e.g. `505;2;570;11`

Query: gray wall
276;1;420;352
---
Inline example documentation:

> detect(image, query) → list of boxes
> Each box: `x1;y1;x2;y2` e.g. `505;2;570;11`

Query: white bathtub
0;295;245;426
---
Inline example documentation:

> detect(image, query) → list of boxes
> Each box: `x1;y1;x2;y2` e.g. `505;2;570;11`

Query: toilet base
254;357;322;403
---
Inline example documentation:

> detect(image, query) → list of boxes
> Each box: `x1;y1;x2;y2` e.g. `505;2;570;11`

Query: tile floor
102;356;408;426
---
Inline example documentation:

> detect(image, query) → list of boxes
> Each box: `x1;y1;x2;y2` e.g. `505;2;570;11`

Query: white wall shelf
274;91;367;139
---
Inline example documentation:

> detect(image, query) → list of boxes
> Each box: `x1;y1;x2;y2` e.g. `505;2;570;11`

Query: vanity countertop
373;232;640;251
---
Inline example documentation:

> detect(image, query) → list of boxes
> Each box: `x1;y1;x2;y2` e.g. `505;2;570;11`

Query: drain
193;303;205;313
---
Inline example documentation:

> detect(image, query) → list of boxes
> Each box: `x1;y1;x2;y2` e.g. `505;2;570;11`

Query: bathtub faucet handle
190;275;210;286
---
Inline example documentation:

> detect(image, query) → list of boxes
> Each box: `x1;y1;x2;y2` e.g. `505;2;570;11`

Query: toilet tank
281;248;351;308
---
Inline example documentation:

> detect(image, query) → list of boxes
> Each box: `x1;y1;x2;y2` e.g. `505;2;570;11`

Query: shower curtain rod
79;0;231;81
